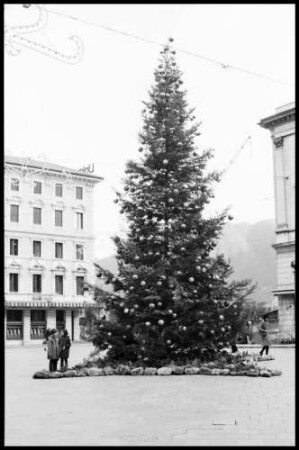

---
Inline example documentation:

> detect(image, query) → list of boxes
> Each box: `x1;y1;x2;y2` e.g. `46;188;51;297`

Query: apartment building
4;155;103;344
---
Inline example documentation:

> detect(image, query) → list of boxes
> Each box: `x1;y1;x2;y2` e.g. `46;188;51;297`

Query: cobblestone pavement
5;344;295;446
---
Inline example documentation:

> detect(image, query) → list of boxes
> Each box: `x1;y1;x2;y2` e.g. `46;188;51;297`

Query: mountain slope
97;219;276;305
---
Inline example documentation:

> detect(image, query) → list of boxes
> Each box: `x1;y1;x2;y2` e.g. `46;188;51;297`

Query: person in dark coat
47;329;60;372
258;317;271;356
58;329;71;370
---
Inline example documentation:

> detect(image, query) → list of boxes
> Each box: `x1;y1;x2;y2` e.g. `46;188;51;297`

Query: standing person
258;317;271;356
42;328;52;352
47;329;60;372
58;329;71;370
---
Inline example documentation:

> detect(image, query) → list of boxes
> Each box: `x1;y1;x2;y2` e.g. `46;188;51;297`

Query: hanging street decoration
4;4;84;64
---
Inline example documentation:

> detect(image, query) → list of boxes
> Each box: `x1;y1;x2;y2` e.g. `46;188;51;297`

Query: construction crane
221;135;252;177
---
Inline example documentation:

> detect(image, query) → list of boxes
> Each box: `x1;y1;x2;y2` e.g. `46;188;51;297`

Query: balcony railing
30;322;46;339
6;323;23;340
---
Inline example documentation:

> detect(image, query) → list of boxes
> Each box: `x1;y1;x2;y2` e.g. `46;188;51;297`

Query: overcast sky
5;4;295;258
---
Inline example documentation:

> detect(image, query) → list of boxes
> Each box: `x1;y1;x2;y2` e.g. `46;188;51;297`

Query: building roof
259;102;295;130
5;155;103;182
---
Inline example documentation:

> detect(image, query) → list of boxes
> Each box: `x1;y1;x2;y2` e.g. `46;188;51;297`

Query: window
76;186;83;200
55;243;63;259
11;178;19;191
10;239;18;256
76;244;84;260
76;212;84;229
30;310;46;339
33;274;42;293
55;210;63;227
7;310;23;322
9;273;19;292
33;181;42;194
33;241;41;257
55;275;63;295
10;205;19;223
7;309;23;340
76;276;85;295
33;207;42;225
31;310;46;322
55;183;63;197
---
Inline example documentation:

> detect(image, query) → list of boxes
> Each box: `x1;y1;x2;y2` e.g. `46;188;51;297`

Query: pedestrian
258;317;271;356
47;329;60;372
42;328;52;352
58;329;71;370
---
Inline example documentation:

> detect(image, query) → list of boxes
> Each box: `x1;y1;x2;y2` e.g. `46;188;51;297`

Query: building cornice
5;158;103;183
4;229;96;240
259;107;295;130
272;241;295;250
272;288;295;296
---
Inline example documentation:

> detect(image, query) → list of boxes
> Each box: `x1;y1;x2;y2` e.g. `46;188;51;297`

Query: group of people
43;328;71;372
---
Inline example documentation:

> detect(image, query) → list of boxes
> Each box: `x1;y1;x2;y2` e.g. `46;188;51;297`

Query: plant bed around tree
33;350;281;379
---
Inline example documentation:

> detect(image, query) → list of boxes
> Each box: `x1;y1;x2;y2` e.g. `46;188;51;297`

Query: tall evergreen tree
93;39;255;366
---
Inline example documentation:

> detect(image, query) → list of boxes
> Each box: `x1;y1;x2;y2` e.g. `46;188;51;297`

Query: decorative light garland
5;4;84;64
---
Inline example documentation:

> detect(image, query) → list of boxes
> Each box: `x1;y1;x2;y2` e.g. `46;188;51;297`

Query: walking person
258;317;271;356
58;329;71;370
47;329;60;372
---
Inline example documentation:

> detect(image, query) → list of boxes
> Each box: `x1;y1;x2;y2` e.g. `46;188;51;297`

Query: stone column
65;310;72;335
23;309;31;344
46;308;56;330
73;310;80;341
4;310;7;343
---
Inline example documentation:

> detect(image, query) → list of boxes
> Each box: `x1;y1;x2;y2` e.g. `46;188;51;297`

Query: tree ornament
158;319;165;325
145;321;151;326
182;326;187;331
108;332;112;336
166;340;172;344
114;199;119;204
219;315;224;321
163;159;169;165
198;320;204;324
188;277;194;283
124;308;129;313
220;327;225;332
140;281;146;286
228;215;233;220
157;281;162;286
149;303;155;308
134;256;140;261
195;266;201;271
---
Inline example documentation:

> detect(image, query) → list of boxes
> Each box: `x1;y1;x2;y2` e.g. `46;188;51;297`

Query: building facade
4;156;103;345
259;102;295;341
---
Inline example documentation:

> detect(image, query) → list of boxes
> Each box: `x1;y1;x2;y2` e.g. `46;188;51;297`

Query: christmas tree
93;39;255;367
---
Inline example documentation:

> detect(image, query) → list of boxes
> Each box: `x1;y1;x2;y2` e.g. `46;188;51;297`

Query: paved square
5;344;295;446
